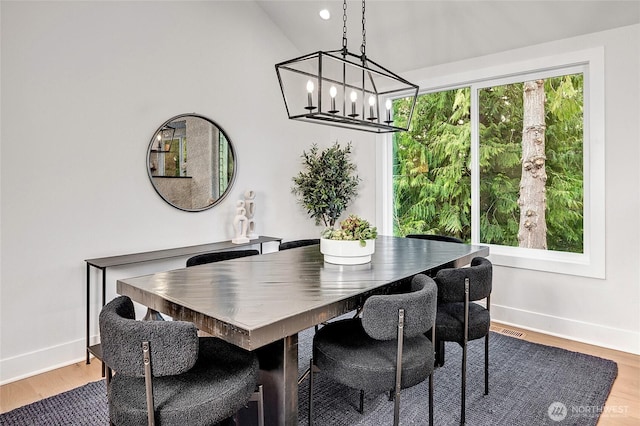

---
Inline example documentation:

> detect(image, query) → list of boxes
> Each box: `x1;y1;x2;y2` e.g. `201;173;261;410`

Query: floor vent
490;325;526;339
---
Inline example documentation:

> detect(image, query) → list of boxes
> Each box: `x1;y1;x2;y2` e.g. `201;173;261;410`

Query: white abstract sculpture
232;200;250;244
244;190;258;240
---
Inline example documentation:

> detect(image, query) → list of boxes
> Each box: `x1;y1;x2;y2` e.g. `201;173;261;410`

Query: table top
85;236;282;268
116;236;489;350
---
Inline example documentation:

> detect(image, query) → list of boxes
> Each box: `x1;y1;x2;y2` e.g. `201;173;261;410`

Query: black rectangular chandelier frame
275;47;419;133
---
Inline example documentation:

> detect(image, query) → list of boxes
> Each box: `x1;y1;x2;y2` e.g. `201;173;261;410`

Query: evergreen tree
392;74;583;253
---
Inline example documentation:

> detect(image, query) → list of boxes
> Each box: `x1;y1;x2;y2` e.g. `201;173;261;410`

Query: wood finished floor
1;322;638;425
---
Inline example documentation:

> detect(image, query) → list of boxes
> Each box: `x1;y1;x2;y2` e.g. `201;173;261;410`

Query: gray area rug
1;330;617;425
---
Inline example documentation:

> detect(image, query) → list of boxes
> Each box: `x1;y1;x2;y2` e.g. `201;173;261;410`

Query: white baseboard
0;337;97;385
492;304;640;355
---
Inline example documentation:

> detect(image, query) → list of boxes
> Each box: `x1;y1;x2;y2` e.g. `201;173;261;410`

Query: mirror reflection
147;114;236;211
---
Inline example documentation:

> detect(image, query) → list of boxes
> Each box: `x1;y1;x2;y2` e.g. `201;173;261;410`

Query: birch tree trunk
518;80;547;249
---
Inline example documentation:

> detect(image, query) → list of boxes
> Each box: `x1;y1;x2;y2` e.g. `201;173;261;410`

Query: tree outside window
392;72;584;254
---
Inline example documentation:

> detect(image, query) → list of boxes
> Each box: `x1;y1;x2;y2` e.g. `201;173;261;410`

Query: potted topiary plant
292;142;360;227
320;215;378;265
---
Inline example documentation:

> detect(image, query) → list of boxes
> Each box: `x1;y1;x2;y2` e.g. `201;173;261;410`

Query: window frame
379;47;605;279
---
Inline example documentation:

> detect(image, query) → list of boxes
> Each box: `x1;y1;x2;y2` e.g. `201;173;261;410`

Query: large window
381;49;604;278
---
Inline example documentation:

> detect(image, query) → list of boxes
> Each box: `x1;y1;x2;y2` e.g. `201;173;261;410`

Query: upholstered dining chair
308;274;437;426
278;239;320;251
434;257;492;425
99;295;264;426
186;249;259;267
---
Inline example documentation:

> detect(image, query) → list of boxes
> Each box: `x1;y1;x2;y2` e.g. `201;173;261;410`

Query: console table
84;235;282;365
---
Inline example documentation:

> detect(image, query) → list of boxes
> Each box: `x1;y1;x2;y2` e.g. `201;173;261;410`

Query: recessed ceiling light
319;9;330;20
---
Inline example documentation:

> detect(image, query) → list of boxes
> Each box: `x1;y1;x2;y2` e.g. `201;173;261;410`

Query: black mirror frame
146;113;237;212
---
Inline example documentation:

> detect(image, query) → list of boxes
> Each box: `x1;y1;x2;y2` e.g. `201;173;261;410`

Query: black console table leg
86;263;90;364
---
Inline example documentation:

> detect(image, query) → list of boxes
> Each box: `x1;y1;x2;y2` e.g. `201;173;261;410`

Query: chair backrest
99;296;199;377
186;249;259;267
361;274;437;340
406;234;464;244
435;257;492;304
278;239;320;251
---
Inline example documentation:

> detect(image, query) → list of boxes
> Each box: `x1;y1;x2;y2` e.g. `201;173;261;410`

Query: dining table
116;235;489;425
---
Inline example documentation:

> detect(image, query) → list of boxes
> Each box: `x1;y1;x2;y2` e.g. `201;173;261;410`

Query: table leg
256;334;299;425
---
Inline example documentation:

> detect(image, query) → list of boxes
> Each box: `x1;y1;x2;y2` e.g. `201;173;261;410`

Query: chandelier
275;0;419;133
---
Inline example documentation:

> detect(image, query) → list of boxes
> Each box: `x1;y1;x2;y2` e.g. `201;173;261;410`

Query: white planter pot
320;238;376;265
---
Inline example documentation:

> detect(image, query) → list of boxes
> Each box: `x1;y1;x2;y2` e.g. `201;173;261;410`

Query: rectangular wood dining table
116;235;489;425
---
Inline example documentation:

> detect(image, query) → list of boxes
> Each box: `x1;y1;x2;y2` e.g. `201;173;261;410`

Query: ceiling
257;0;640;72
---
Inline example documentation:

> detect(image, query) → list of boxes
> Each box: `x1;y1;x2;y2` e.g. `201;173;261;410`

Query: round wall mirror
147;113;236;211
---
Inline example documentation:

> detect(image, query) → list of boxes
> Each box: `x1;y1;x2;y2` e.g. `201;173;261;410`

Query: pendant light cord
341;0;367;61
342;0;348;55
361;0;366;59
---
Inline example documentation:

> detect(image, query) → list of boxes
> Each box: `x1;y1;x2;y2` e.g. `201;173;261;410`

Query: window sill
486;244;605;279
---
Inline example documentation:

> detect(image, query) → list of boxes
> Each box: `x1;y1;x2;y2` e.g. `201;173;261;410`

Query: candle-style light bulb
349;90;358;117
385;99;392;123
306;80;315;109
368;95;376;120
329;86;338;113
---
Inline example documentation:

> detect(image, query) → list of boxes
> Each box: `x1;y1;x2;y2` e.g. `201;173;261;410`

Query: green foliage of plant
322;214;377;246
392;74;584;253
478;83;524;247
393;88;471;241
292;142;360;227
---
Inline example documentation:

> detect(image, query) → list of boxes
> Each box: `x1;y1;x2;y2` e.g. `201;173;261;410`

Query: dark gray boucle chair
434;256;492;425
99;296;263;426
186;249;259;267
278;239;320;251
308;274;437;426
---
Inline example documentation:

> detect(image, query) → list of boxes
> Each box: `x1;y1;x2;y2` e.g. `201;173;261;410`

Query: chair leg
393;308;405;426
104;365;113;424
308;358;314;426
142;342;155;426
359;389;365;414
436;339;445;367
484;333;489;395
430;324;435;426
248;384;264;426
461;342;467;425
460;277;469;425
429;372;434;426
393;388;401;426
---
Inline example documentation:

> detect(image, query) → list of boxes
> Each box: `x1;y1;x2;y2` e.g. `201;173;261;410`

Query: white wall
399;24;640;355
0;1;376;383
